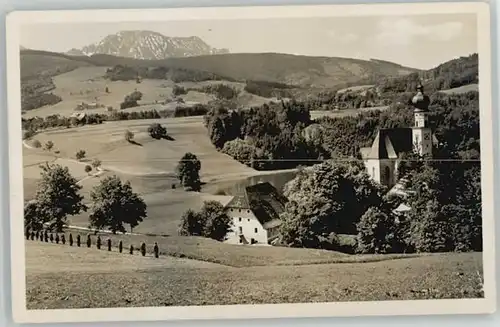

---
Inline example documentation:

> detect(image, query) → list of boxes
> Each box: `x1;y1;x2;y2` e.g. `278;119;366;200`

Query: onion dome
411;84;430;112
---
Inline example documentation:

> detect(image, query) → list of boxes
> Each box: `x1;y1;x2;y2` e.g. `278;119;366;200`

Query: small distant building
223;182;284;245
70;112;87;122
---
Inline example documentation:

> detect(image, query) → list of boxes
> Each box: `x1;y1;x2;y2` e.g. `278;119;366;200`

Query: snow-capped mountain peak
66;30;229;59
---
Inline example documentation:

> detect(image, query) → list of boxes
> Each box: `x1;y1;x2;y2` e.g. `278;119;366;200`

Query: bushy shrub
147;123;167;139
32;139;42;148
124;130;134;142
120;91;143;109
75;150;86;161
44;140;54;151
172;84;187;96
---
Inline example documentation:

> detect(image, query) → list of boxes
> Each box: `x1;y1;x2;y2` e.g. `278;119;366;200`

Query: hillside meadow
25;241;484;309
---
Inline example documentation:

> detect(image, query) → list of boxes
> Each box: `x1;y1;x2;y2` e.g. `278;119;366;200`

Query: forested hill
20;49;418;88
378;53;478;94
300;54;479;110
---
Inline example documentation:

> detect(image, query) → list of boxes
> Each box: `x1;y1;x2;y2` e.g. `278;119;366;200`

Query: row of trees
22;105;210;139
105;65;230;83
24;164;147;233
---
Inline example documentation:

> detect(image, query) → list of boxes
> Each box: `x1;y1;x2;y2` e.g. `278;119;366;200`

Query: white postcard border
6;2;496;324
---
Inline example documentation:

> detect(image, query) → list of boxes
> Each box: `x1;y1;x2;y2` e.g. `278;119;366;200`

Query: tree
88;175;147;234
84;165;92;174
31;163;87;232
356;206;405;254
176;152;201;191
147;123;167;139
124;130;134;142
44;140;54;151
278;161;385;248
178;209;204;236
91;159;102;169
24;201;43;231
199;201;232;241
178;201;232;241
75;150;86;161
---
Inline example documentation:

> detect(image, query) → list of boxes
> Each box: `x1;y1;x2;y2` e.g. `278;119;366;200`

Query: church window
239;217;242;222
254;228;258;233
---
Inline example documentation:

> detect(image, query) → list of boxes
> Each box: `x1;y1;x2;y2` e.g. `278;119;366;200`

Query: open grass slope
25;241;483;309
21;65;281;118
22;49;418;88
439;84;479;94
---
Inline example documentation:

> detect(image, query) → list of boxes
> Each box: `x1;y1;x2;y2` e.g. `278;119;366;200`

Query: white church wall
364;159;381;184
224;207;268;245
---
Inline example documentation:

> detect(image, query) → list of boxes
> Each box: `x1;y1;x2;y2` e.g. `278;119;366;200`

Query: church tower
411;85;432;157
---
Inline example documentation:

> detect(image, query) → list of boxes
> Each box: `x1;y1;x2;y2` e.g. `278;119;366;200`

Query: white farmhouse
224;194;282;246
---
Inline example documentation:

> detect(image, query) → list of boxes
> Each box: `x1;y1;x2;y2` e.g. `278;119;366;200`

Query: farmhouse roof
226;195;251;209
224;182;287;229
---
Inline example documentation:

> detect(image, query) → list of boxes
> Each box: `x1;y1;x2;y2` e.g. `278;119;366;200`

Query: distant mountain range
66;30;230;60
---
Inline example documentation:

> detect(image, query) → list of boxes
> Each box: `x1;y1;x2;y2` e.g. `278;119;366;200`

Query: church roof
363;128;413;159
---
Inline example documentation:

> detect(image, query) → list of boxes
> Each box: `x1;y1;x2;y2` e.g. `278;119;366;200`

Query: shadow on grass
163;135;175;141
127;140;143;147
152;134;176;141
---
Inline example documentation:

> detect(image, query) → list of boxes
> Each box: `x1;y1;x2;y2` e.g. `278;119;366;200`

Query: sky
20;14;477;69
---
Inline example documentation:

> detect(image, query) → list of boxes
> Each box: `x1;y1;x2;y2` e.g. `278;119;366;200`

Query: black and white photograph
6;2;496;324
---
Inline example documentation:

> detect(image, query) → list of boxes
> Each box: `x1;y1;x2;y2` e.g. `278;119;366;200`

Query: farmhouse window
238;226;243;233
248;219;250;222
239;217;242;222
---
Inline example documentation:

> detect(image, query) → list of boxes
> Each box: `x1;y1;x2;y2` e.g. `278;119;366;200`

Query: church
361;85;438;187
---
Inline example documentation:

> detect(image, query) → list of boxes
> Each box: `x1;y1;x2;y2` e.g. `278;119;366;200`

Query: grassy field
25;241;484;309
21;67;281;119
439;84;479;95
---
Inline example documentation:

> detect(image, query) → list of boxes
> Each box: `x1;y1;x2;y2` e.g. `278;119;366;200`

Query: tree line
22;105;210;139
203;91;479;170
105;65;232;83
204;100;328;170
